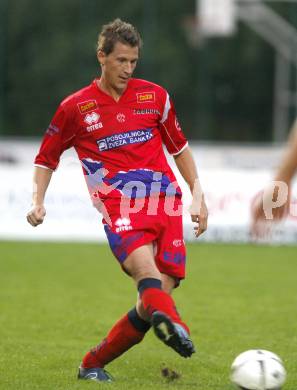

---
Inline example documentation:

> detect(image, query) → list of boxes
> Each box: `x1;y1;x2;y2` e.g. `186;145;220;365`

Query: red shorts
103;197;186;280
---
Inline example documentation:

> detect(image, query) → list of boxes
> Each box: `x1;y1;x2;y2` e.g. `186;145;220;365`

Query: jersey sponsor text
136;92;155;103
97;129;153;151
78;100;98;114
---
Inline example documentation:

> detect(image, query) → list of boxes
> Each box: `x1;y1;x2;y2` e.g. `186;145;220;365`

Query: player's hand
190;195;208;238
26;204;46;227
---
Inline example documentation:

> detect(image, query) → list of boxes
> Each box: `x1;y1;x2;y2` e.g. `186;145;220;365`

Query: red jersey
35;78;188;209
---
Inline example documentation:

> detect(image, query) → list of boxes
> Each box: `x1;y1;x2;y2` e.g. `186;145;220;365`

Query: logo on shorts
78;100;98;114
173;239;182;247
164;251;185;265
115;218;133;233
136;92;155;103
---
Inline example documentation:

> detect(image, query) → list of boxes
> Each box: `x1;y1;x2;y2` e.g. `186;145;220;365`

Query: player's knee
124;262;160;283
123;245;161;283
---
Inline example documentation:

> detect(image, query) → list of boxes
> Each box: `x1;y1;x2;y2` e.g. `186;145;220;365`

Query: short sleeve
34;104;76;170
159;92;188;156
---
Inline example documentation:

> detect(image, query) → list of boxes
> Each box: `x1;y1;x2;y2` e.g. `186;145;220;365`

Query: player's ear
97;50;105;67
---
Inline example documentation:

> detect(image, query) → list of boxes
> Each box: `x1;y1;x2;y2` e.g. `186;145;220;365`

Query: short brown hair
97;18;142;55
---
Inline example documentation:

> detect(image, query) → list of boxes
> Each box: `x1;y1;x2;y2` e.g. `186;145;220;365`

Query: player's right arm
26;102;76;227
27;167;53;226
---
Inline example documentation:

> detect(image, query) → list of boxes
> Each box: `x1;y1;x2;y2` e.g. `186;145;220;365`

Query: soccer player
26;19;208;382
251;119;297;236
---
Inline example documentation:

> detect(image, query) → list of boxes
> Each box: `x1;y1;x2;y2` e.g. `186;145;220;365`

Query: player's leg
78;305;151;380
124;241;187;330
138;199;195;358
123;245;194;357
79;205;192;381
124;244;185;328
78;245;155;381
136;273;176;321
80;245;157;367
79;243;192;381
149;274;195;358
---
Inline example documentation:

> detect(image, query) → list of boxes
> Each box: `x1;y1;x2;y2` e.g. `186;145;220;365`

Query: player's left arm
174;146;208;237
158;91;208;237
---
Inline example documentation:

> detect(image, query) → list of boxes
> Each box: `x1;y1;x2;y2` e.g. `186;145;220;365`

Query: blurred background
0;0;297;243
1;0;297;141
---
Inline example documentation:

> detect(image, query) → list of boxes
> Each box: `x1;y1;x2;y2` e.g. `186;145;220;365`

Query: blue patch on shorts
104;225;145;263
104;225;127;263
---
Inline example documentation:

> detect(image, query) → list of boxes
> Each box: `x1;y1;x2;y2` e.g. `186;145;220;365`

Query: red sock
82;311;149;368
141;288;190;334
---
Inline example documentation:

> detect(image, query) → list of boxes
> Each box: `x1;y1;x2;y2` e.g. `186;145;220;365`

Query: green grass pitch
0;241;296;389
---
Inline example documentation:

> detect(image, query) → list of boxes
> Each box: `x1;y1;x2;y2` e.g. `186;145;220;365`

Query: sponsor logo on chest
136;91;155;103
78;100;98;114
97;128;153;152
133;108;160;115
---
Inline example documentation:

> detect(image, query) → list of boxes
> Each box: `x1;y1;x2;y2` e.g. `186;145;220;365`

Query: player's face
98;42;139;95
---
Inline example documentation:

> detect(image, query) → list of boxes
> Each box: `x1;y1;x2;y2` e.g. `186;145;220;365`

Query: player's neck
97;78;125;102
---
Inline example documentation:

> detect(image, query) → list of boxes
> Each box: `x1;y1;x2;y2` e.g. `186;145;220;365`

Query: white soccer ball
230;349;286;390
